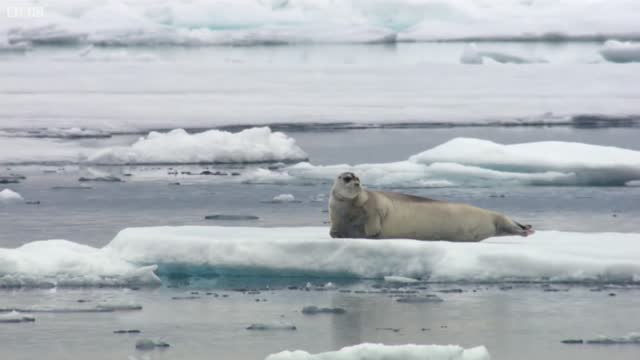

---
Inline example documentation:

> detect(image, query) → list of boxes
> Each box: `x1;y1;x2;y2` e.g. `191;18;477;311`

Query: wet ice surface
1;284;640;360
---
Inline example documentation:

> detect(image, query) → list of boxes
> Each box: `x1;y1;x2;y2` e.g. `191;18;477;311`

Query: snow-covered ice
0;189;23;204
2;0;639;46
600;40;640;63
265;343;489;360
87;128;308;164
135;339;170;350
106;226;640;283
279;138;640;187
0;311;35;323
460;44;546;64
0;239;160;287
4;226;640;287
0;127;307;165
271;194;297;203
586;332;640;344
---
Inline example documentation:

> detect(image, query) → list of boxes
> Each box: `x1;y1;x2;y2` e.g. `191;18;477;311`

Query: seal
329;172;534;242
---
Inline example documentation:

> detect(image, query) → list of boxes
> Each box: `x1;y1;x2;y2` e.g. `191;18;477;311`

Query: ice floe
460;44;546;64
0;127;307;165
600;40;640;63
276;138;640;187
563;332;640;345
88;127;308;164
0;311;35;323
4;226;640;287
0;189;23;204
106;226;640;283
135;339;170;350
270;194;298;203
265;343;489;360
0;239;160;288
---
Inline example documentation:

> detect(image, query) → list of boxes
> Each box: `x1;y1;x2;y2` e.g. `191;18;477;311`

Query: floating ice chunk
265;343;490;360
87;127;308;165
96;303;143;311
600;40;640;63
247;323;297;331
0;189;23;203
204;214;259;221
586;332;640;344
78;176;122;182
271;194;297;203
396;295;444;303
135;339;170;350
384;276;419;284
106;226;640;284
0;311;35;323
460;44;546;64
302;306;346;315
0;240;160;288
242;168;296;184
409;138;640;186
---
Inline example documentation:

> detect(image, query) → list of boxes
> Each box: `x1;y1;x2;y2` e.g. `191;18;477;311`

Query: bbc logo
6;6;45;18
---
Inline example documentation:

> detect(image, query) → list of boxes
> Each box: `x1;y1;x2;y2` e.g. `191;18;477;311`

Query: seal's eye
343;176;352;183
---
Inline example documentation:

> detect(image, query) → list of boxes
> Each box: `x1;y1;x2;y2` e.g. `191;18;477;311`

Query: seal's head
332;172;362;200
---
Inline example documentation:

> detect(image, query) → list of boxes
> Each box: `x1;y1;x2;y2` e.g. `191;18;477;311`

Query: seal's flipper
514;221;535;237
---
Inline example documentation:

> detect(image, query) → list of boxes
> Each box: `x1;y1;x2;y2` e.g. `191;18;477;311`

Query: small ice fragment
0;189;23;203
246;323;297;331
135;339;170;350
561;339;584;344
204;214;259;221
437;288;463;293
301;306;346;315
97;304;143;311
396;295;444;303
586;333;640;344
0;311;35;323
272;193;296;203
78;176;122;182
600;40;640;63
